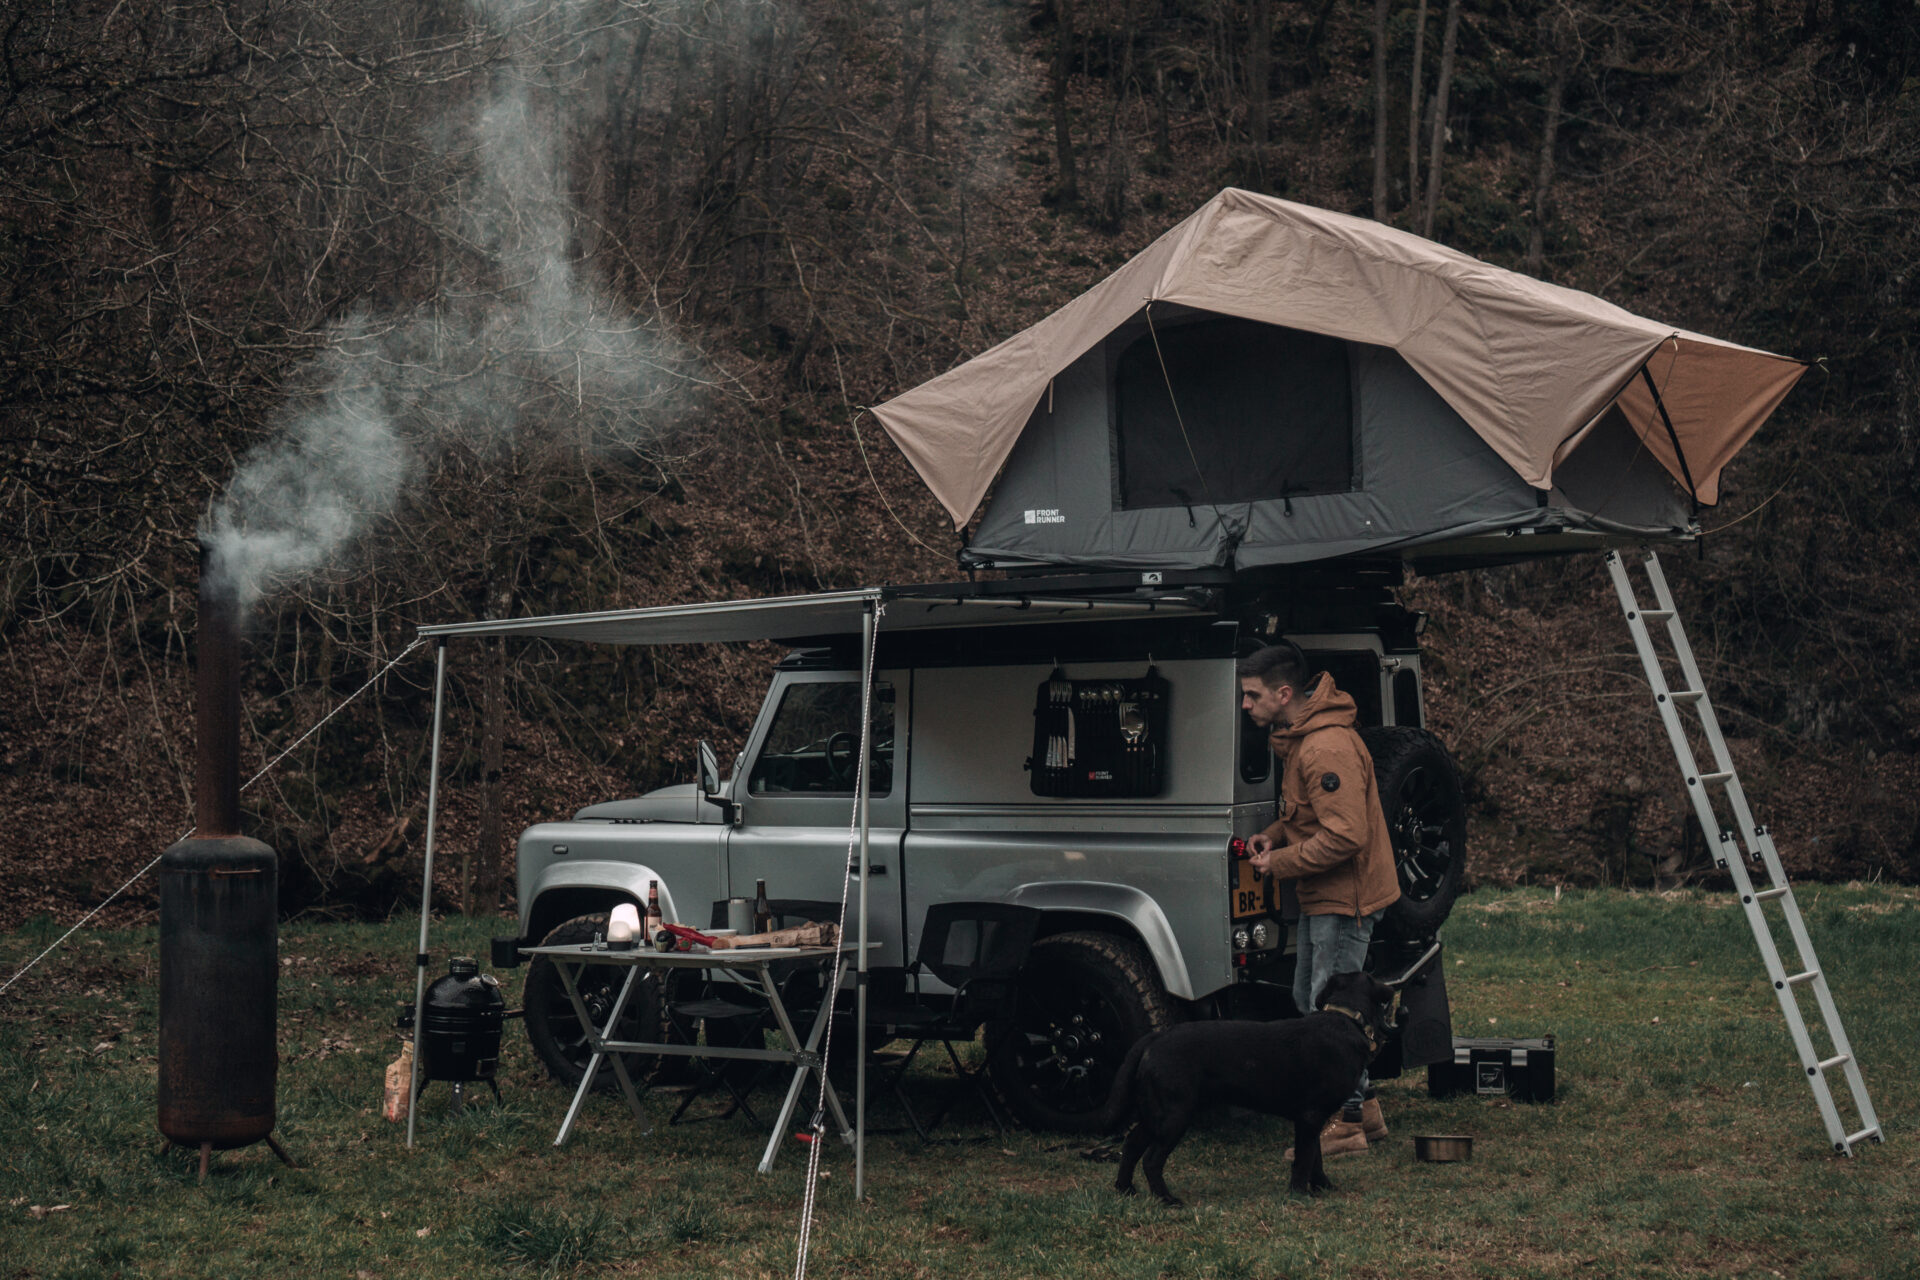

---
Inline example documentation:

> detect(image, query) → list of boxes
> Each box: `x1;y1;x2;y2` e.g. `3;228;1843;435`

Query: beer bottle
645;879;663;944
753;879;772;934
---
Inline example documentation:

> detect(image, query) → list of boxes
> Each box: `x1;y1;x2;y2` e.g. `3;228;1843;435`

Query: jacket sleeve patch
1321;771;1341;793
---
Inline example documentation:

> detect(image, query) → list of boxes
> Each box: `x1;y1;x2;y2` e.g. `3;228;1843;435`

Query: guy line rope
0;638;427;998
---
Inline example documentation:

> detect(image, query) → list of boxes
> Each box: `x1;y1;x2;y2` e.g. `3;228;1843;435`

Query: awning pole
406;639;449;1150
854;600;875;1201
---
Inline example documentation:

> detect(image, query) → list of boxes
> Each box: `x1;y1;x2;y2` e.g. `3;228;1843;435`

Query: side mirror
696;740;737;825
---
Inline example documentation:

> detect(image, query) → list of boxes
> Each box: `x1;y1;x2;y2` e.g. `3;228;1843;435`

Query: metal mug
726;897;754;933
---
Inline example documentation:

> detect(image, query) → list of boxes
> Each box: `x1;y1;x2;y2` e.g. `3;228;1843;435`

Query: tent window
1113;318;1353;509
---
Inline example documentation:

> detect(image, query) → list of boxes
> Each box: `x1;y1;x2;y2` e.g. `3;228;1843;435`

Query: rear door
724;669;908;966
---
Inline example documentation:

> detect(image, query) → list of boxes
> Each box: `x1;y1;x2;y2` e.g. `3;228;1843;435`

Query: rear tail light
1229;836;1249;859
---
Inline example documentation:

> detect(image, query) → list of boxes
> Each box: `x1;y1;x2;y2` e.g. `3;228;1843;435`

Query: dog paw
1156;1195;1184;1208
1114;1182;1136;1196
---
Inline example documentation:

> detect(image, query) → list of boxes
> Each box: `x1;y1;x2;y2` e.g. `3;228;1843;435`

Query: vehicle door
725;669;908;967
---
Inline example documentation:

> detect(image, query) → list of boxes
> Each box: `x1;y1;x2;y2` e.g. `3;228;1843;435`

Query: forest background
3;0;1916;928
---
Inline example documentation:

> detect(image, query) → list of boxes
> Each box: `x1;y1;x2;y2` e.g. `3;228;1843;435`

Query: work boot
1283;1112;1370;1160
1360;1096;1389;1143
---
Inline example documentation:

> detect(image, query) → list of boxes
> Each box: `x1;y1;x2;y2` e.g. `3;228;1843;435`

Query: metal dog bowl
1413;1134;1474;1163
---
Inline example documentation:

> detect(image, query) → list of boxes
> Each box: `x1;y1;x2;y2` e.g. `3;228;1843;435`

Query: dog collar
1322;1003;1384;1052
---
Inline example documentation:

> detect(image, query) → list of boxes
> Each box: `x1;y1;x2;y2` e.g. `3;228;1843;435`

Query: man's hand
1247;832;1276;875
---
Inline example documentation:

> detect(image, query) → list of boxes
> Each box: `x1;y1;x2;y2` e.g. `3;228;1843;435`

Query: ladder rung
1641;609;1674;622
1671;689;1706;704
1698;771;1734;785
1754;886;1789;901
1845;1127;1881;1147
1816;1053;1851;1073
1783;969;1819;988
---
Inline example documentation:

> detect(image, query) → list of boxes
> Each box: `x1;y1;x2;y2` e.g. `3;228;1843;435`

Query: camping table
521;941;864;1173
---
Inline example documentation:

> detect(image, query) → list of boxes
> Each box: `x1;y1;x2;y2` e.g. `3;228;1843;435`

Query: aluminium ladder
1607;549;1882;1156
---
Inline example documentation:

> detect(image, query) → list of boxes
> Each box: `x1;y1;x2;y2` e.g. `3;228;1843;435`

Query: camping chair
662;898;846;1126
866;902;1041;1142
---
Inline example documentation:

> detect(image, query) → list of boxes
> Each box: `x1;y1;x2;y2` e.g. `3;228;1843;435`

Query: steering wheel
824;731;859;785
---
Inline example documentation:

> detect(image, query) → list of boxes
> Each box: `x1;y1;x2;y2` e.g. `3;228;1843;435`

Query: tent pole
1639;363;1699;517
406;640;449;1150
854;600;874;1201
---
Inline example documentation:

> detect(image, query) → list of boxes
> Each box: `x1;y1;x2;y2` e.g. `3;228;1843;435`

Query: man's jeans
1293;909;1383;1113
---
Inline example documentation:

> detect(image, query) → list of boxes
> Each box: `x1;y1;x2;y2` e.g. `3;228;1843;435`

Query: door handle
849;862;888;876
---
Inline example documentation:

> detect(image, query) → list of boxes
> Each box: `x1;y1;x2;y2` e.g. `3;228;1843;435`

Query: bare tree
1407;0;1429;209
1527;6;1582;276
1051;0;1080;203
1249;0;1273;152
1421;0;1464;239
1372;0;1392;219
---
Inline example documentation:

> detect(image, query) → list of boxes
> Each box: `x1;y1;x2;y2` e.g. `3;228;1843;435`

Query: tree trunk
1421;0;1463;239
1371;0;1391;219
1153;65;1172;159
1526;56;1569;276
1100;13;1137;230
1303;0;1341;79
1249;0;1272;149
1407;0;1429;209
1051;0;1079;203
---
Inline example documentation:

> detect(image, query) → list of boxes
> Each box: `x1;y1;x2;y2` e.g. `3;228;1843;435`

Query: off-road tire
986;931;1179;1133
1361;726;1468;941
523;912;672;1090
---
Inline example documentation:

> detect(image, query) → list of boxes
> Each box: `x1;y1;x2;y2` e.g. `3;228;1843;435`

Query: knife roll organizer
1028;668;1170;798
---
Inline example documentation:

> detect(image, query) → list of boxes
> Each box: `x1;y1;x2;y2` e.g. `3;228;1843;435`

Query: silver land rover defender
484;568;1462;1131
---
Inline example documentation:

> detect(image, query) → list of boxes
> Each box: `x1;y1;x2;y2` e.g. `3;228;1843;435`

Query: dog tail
1098;1031;1159;1134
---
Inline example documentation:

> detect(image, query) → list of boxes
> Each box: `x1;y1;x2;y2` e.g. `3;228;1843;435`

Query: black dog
1101;970;1395;1205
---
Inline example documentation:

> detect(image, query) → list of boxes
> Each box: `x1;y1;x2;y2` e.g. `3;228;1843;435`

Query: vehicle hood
574;784;705;823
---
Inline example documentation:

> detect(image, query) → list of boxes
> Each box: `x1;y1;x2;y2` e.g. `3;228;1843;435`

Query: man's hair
1237;641;1310;691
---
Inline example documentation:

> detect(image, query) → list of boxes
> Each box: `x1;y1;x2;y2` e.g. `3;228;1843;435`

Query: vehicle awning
415;588;1213;647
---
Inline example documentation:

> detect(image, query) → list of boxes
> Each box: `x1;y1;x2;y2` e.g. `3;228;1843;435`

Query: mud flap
1366;938;1451;1079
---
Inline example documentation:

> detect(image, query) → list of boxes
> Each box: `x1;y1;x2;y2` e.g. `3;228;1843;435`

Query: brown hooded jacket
1258;672;1402;919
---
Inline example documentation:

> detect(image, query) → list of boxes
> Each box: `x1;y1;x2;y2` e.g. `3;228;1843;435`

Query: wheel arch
523;859;682;945
1002;881;1195;1000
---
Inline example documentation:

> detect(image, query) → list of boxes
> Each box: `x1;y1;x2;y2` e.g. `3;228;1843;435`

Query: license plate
1231;861;1269;919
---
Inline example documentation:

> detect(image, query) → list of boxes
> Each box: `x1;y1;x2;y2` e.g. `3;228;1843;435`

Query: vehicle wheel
1361;727;1468;941
985;931;1178;1132
523;913;670;1090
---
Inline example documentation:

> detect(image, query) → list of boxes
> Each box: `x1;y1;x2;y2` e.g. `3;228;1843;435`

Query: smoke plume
202;0;689;609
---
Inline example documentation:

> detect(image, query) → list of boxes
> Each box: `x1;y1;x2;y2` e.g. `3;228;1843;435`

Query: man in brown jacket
1240;641;1401;1156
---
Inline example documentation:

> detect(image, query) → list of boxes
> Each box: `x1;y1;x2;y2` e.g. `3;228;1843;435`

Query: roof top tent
870;188;1807;575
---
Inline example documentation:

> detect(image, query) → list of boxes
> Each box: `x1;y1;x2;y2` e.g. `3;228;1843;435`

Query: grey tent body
871;189;1805;575
964;305;1691;573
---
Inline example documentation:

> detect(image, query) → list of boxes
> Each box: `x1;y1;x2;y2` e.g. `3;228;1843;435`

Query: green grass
3;890;1917;1279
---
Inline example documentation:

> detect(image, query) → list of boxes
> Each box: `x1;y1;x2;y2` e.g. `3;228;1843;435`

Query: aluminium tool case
1427;1035;1556;1103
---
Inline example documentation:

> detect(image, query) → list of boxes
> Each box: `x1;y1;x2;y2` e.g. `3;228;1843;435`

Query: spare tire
1361;726;1467;941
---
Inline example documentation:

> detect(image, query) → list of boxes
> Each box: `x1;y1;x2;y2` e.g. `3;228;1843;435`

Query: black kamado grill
404;956;507;1115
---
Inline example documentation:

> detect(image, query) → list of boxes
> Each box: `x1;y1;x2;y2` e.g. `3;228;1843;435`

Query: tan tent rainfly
872;188;1805;530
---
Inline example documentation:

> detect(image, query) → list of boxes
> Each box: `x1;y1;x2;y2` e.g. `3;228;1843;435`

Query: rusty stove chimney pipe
195;551;241;838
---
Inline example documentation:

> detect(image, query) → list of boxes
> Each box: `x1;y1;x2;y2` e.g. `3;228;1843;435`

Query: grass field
3;887;1915;1279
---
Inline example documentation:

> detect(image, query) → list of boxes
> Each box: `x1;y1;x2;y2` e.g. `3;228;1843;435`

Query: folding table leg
598;969;653;1134
554;963;652;1145
756;956;855;1173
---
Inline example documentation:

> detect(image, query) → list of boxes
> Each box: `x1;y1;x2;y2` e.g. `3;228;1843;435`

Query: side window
748;683;893;797
1239;708;1272;784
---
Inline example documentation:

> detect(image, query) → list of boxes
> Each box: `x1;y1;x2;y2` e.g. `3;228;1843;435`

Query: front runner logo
1024;508;1066;525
